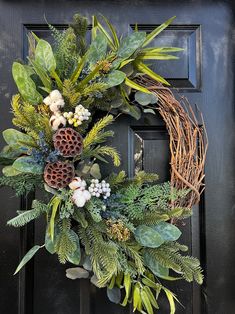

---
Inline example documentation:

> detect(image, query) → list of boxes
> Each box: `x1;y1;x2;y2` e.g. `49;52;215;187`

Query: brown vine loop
137;76;208;208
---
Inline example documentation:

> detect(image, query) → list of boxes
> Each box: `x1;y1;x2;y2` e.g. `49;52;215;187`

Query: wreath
0;14;207;313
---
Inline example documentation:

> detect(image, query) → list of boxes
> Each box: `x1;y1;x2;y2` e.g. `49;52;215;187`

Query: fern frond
146;243;203;284
119;242;145;274
55;218;77;264
83;115;114;148
7;199;48;227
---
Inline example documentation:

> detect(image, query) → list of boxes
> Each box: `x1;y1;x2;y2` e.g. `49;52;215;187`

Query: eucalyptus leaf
153;221;182;241
121;103;141;120
134;225;164;248
83;255;92;271
12;156;44;174
135;91;158;106
143;109;156;115
35;39;56;72
118;32;146;59
144;250;169;278
66;267;90;280
12;62;43;104
90;163;101;179
104;70;126;88
14;245;42;275
107;287;121;304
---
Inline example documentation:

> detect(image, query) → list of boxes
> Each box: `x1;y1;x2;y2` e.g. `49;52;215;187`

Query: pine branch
0;174;43;196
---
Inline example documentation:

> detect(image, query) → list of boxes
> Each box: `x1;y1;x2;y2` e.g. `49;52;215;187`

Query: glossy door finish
0;1;234;313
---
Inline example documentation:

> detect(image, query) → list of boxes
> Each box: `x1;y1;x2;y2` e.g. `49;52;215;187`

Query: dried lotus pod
53;128;83;157
44;161;75;189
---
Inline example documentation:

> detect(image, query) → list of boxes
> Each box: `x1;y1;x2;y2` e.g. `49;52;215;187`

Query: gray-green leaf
14;245;42;274
134;225;164;248
2;165;22;177
66;267;90;280
118;32;146;59
3;128;33;148
107;287;121;304
104;70;126;88
153;222;182;241
35;39;56;72
135;91;158;106
12;62;43;104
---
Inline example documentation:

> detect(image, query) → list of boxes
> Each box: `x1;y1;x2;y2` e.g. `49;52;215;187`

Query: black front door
0;1;235;313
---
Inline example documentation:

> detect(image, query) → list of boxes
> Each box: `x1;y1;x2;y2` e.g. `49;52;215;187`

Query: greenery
0;12;202;314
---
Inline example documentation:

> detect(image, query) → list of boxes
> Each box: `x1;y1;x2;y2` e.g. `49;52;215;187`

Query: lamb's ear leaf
3;128;33;147
12;156;44;174
2;165;22;177
14;245;42;275
35;39;56;72
12;62;43;104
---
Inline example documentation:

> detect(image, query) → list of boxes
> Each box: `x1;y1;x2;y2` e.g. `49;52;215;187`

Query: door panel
0;1;234;314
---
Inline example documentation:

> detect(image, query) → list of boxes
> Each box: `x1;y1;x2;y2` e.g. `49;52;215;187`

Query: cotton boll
50;90;63;101
83;190;91;201
72;190;87;208
49;99;65;112
49;113;66;131
69;177;82;190
43;95;51;106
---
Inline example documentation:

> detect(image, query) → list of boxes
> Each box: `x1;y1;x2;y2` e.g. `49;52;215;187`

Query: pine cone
44;161;75;189
53;128;83;157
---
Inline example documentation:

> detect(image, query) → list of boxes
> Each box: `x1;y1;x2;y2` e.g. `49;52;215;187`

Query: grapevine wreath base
0;13;207;313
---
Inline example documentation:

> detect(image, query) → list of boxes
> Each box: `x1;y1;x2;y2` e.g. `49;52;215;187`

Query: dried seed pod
44;161;75;189
53;128;83;157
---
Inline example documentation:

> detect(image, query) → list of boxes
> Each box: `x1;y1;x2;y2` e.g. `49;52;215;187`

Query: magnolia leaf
66;267;89;280
14;245;42;275
29;59;52;90
134;225;164;248
107;287;121;304
35;39;56;72
118;32;146;59
90;163;101;179
104;70;126;88
135;91;158;105
87;33;107;65
12;156;44;174
2;165;22;177
3;129;33;147
153;221;182;241
45;224;59;254
12;62;43;104
144;250;169;278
